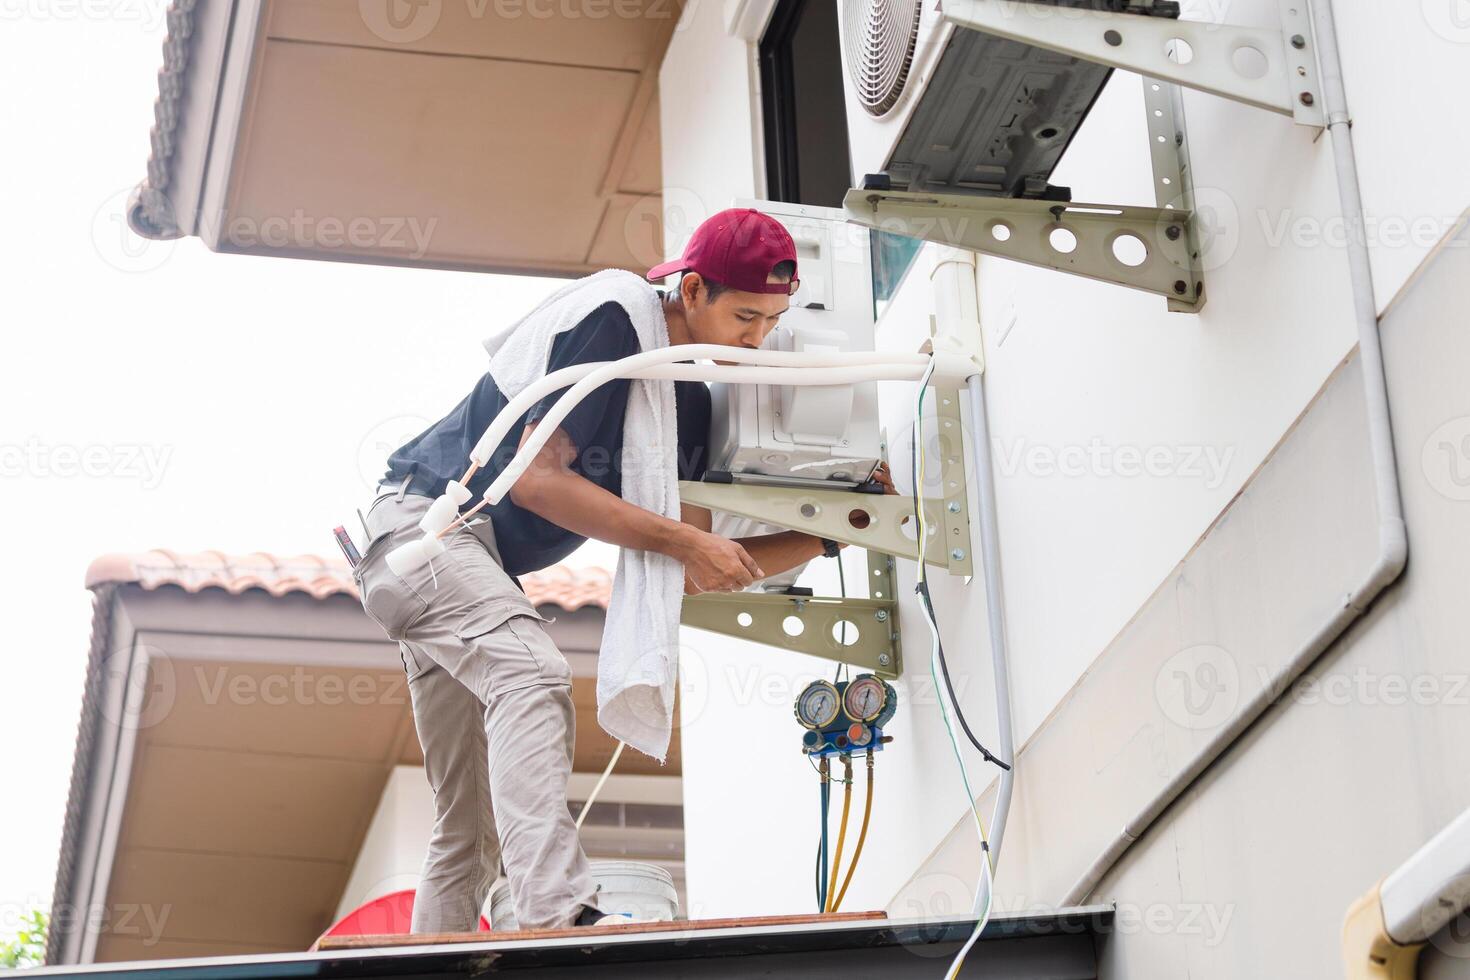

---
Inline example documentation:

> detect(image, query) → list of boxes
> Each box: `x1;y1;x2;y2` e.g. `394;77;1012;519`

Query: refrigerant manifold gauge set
796;673;897;914
794;674;898;758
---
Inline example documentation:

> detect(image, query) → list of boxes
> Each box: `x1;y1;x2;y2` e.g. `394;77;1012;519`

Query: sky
0;7;618;933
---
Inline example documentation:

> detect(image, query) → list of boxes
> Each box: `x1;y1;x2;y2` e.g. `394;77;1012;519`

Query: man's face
680;273;790;358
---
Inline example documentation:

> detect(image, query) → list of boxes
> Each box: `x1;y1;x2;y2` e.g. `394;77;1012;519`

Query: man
352;208;894;934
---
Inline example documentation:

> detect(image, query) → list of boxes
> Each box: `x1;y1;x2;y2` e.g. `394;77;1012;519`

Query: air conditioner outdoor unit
838;0;1179;199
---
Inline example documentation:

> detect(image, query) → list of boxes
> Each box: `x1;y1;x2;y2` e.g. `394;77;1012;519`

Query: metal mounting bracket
1143;76;1206;313
942;0;1324;127
681;584;902;678
843;188;1204;311
678;479;973;576
929;387;975;568
678;402;975;677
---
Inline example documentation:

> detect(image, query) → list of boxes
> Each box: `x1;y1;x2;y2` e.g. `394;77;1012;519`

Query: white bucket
489;860;679;932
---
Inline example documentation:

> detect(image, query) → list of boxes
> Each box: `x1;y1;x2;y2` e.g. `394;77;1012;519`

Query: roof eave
128;0;262;246
45;585;120;966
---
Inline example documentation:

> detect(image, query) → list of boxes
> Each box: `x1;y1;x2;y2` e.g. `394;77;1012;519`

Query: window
759;0;854;208
871;229;924;317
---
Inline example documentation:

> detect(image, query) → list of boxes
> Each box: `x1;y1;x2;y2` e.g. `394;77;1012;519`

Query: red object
647;208;799;295
321;889;491;937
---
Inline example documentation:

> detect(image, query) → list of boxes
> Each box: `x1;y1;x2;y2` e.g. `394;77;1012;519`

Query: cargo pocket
355;529;430;642
454;600;569;697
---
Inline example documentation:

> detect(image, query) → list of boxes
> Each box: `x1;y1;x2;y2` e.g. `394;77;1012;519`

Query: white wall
894;214;1470;977
336;767;690;924
335;766;433;921
663;0;1470;928
1328;0;1470;311
657;0;764;243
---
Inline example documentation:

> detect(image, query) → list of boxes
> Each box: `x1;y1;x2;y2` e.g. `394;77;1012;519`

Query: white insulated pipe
385;347;933;575
965;372;1015;865
471;346;931;468
930;247;1017;893
1382;806;1470;945
483;350;930;504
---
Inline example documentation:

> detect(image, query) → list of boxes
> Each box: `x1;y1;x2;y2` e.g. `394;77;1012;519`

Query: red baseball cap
647;208;800;296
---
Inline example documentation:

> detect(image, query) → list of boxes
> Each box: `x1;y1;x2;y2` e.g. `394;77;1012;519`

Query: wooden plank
313;909;888;951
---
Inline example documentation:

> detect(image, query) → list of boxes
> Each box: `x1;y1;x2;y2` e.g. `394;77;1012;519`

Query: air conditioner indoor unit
705;200;883;490
838;0;1180;199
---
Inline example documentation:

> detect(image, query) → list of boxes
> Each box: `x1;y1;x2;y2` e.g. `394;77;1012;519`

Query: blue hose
817;770;831;911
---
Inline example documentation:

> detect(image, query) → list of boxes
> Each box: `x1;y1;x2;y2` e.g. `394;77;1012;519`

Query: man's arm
509;419;902;594
507;421;764;593
678;461;900;592
678;504;827;594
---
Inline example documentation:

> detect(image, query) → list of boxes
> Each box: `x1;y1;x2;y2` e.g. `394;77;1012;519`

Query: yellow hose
824;756;854;912
832;751;875;912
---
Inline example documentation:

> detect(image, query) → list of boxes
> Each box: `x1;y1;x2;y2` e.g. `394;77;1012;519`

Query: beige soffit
129;0;676;279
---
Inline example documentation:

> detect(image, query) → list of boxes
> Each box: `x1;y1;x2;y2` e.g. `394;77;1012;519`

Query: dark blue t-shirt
382;301;711;576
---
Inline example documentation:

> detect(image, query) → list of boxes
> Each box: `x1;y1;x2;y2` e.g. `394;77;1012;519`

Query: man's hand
849;461;901;531
672;525;764;594
870;460;898;495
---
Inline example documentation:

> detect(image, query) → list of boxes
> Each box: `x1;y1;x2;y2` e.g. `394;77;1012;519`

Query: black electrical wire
915;579;1010;771
911;389;1012;774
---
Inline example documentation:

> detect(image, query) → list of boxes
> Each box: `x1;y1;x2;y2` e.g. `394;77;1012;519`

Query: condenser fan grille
843;0;922;117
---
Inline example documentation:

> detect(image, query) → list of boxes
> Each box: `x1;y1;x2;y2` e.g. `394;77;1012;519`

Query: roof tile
85;550;611;611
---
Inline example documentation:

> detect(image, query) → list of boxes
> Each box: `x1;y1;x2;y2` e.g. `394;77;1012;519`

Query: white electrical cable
911;359;997;979
574;741;625;832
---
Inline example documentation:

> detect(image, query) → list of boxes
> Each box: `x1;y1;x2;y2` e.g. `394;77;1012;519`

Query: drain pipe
966;370;1017;862
931;248;1018;867
1060;0;1407;906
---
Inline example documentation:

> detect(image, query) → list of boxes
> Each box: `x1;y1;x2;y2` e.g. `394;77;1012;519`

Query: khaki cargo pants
352;488;603;932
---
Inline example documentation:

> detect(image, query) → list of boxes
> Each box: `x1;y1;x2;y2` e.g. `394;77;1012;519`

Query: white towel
483;269;685;763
